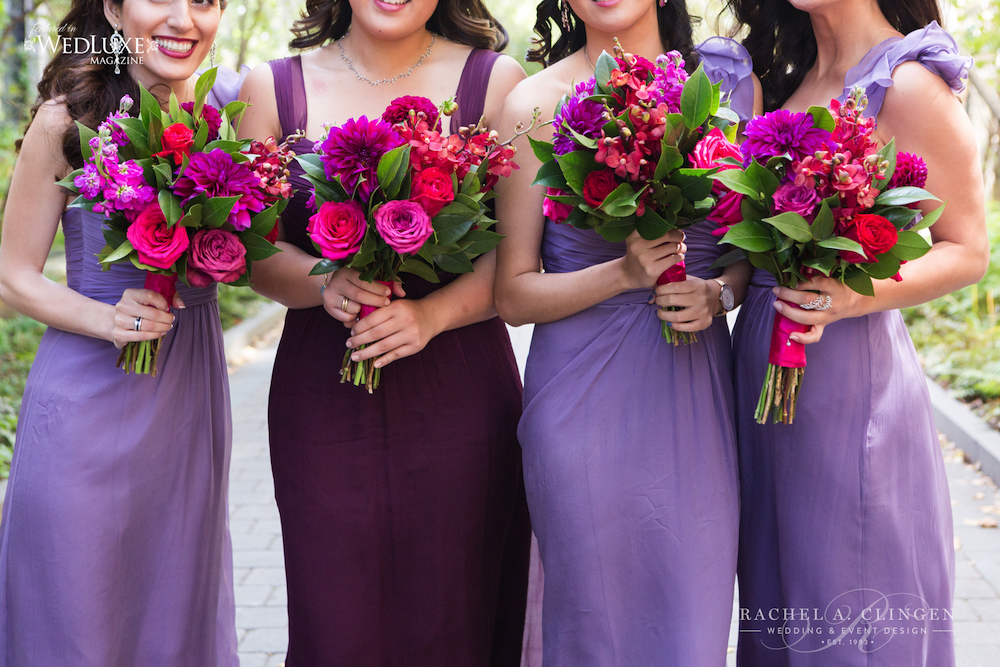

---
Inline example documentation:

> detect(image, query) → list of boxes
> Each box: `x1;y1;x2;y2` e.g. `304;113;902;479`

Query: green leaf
101;239;134;265
709;79;722;117
875;186;940;207
746;160;780;200
879;205;919;230
529;136;555;163
168;91;181;122
203;139;245;153
635;208;674;240
158;190;183;227
309;258;343;276
909;202;946;232
239;231;282;262
890;230;932;260
114;117;150;154
153;162;174;190
807;105;836;133
762;211;812;242
192;114;209;153
818;236;865;254
139;84;160;128
567;126;598;149
194;67;218;118
680;63;713;130
399;258;440;283
670;171;715;202
876;138;897;191
803;254;837;277
721;220;775;252
56;170;82;193
461;229;503;255
77;122;98;161
711;169;762;200
376;144;410;199
654;145;683;181
433;252;475;274
811;202;835;240
556;150;598;194
599;183;643;217
202;195;241;228
250;201;281;237
710;248;747;270
460;169;482;196
532;159;567;189
595;223;635;243
182;203;203;227
594;51;617;91
863;252;901;280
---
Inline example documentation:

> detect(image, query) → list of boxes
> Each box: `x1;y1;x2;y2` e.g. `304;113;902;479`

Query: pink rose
307;200;368;261
185;229;247;287
126;202;189;270
375;200;433;255
691;127;742;170
772;182;820;218
543;187;575;224
708;189;745;237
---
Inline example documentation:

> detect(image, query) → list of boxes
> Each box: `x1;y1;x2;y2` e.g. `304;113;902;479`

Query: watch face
720;284;735;312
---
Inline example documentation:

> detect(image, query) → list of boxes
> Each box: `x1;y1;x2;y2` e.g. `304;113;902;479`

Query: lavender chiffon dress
517;40;754;667
733;23;972;667
0;68;247;666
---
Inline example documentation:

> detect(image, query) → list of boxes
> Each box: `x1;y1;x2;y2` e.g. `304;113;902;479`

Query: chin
136;53;204;87
786;0;842;12
569;0;657;35
350;0;437;37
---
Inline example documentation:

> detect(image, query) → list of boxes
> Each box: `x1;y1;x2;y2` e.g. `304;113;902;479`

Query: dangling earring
210;44;217;68
111;23;126;75
560;0;570;30
658;0;667;6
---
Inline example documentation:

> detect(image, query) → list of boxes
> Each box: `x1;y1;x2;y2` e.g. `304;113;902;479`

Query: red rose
583;170;618;208
264;224;280;244
185;229;247;287
126;202;189;270
410;167;455;217
839;213;898;263
156;123;194;165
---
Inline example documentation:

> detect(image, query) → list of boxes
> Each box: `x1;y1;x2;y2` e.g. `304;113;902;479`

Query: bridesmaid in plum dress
725;0;986;664
495;1;761;664
237;1;530;665
0;1;242;665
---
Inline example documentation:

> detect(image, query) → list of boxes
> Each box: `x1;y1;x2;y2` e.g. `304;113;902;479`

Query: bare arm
0;102;175;347
777;62;989;340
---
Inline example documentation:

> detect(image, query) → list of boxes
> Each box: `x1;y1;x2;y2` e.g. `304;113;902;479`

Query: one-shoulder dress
517;39;755;667
0;68;247;666
265;51;531;667
733;22;972;667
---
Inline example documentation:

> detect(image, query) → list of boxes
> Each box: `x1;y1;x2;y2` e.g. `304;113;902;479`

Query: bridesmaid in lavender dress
0;1;244;665
725;0;986;664
496;1;761;664
237;1;531;665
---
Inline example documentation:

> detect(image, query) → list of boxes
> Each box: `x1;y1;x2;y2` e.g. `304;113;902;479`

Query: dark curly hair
724;0;942;111
289;0;509;52
528;0;698;70
18;0;226;167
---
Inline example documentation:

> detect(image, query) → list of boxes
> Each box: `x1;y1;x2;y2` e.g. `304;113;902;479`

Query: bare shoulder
239;61;276;103
20;99;72;161
238;62;281;139
503;66;574;124
483;55;527;126
878;60;965;137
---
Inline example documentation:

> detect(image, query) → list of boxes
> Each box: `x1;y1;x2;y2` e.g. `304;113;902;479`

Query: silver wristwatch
714;278;735;315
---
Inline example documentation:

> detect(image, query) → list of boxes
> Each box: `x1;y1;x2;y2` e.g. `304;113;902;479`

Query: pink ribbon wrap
359;280;395;319
767;303;809;368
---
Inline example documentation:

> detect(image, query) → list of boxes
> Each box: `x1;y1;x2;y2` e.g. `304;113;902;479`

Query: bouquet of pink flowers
297;95;524;392
59;68;297;375
532;39;742;344
714;87;942;424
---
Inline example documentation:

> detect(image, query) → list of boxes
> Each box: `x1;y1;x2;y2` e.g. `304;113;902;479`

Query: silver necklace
583;45;595;70
338;32;436;87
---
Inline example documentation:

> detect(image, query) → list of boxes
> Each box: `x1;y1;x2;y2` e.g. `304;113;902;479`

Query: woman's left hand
652;277;720;333
345;298;442;369
771;275;875;344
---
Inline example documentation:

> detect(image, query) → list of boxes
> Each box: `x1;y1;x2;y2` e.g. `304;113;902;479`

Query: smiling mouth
152;37;196;54
380;0;411;5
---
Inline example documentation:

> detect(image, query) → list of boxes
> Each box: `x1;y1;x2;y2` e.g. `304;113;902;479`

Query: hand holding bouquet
715;87;942;424
59;68;297;375
297;95;525;392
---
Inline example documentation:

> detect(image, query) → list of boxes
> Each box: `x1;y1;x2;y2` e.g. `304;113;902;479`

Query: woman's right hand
620;229;686;291
112;289;177;350
321;267;394;328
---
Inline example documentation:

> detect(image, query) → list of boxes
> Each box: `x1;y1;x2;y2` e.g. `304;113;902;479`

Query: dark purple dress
266;52;531;667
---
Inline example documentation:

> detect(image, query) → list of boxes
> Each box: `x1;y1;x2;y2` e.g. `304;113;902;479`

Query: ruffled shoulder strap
205;64;251;109
842;21;972;118
695;37;755;122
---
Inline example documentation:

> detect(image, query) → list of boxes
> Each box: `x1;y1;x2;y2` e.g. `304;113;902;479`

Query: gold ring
341;296;351;312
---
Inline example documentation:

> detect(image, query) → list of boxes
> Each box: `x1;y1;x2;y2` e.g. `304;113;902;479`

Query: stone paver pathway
228;323;1000;666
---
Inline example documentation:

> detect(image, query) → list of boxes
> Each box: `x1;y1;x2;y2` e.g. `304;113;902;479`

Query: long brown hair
528;0;698;69
19;0;226;167
289;0;509;52
724;0;943;111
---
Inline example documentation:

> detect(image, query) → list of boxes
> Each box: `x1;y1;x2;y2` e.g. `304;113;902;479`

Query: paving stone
236;605;288;629
240;627;290;653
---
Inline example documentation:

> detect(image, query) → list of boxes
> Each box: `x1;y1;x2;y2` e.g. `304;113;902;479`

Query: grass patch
903;201;1000;432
